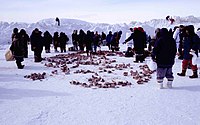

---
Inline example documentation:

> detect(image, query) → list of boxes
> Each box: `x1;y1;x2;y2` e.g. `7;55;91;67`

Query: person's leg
16;58;24;69
189;60;198;78
157;68;166;89
177;60;188;76
166;68;174;88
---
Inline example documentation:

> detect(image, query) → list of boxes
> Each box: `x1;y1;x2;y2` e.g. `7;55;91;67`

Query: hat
138;27;144;32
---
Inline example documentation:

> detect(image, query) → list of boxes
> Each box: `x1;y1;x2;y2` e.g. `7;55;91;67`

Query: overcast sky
0;0;200;24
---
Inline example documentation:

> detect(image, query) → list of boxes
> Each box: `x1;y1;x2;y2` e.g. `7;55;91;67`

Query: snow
0;44;200;125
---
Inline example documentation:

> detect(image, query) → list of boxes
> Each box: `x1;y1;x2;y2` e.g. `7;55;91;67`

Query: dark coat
111;32;118;46
72;33;79;44
10;36;24;58
43;31;52;49
183;34;199;59
125;29;146;54
85;31;93;51
152;28;177;68
53;32;59;47
106;32;112;44
30;31;43;53
78;30;86;50
59;33;68;47
19;30;29;58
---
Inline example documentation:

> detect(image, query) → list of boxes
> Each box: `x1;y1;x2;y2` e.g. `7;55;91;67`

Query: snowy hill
1;15;200;45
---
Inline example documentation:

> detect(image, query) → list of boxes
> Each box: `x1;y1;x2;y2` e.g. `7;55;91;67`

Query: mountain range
1;15;200;45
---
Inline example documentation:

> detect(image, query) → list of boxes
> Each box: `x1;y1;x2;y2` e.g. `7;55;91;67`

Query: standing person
78;29;85;51
72;30;79;51
53;32;59;52
116;31;122;51
10;33;25;69
124;28;134;55
59;32;69;53
11;28;18;42
124;27;146;63
85;30;93;56
101;32;106;46
152;28;177;89
93;31;100;53
173;25;185;60
43;31;52;53
177;25;199;78
19;29;29;58
106;31;112;50
30;28;43;62
55;17;60;26
110;32;118;52
148;28;160;52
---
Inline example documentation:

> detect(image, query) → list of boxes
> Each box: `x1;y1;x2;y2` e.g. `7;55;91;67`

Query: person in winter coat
106;31;112;50
124;28;134;57
116;31;122;51
85;30;93;56
101;32;107;46
56;17;60;26
110;32;118;52
173;25;185;60
59;32;69;53
11;28;18;42
196;28;200;53
177;25;199;78
43;31;52;53
93;31;101;53
148;28;160;52
10;33;25;69
78;29;85;51
152;28;177;89
30;28;44;62
124;27;146;63
19;29;29;58
72;30;79;51
53;32;59;52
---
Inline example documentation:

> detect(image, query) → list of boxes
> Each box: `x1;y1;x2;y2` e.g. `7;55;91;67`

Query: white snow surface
0;44;200;125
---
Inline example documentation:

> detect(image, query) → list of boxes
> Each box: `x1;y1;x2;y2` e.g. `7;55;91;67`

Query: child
152;28;177;89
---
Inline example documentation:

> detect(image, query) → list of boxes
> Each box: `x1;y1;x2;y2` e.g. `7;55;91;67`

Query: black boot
18;65;24;69
177;70;186;76
134;55;139;63
34;56;41;62
16;61;24;69
139;55;144;63
189;70;198;78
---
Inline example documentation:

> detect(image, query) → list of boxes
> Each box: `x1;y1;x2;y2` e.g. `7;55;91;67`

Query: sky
0;0;200;24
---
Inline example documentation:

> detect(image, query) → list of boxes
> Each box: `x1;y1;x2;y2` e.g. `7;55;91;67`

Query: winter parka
152;28;177;68
10;34;25;58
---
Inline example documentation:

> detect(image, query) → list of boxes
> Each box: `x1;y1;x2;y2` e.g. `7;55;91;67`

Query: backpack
191;34;200;56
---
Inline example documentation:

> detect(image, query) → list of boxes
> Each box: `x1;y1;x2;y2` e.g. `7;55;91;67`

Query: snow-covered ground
0;44;200;125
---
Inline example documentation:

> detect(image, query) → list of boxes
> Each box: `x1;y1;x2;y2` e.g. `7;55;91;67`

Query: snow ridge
1;15;200;45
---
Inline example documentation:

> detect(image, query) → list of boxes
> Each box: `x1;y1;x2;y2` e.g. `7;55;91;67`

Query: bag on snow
5;49;15;61
148;59;157;71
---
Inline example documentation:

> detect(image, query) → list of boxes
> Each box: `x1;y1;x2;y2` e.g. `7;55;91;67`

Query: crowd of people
10;28;70;67
9;25;200;89
150;25;200;88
